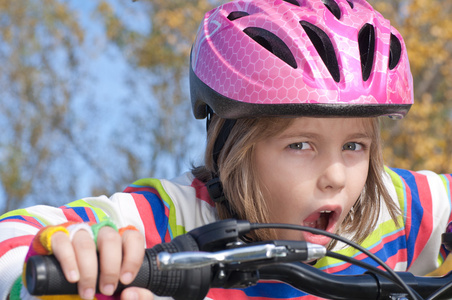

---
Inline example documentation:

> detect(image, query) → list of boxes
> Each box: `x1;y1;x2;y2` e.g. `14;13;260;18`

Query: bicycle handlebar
24;219;452;300
26;228;212;299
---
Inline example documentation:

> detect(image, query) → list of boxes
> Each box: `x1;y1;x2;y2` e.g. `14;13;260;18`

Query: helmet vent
358;23;375;81
300;21;340;82
227;11;249;21
347;1;354;8
243;27;298;69
389;33;402;70
322;0;341;19
282;0;300;6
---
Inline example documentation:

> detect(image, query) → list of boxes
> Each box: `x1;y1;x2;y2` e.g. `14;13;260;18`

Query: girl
1;0;451;299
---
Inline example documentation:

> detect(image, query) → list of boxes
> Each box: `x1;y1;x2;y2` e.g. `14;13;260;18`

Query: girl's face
254;117;372;246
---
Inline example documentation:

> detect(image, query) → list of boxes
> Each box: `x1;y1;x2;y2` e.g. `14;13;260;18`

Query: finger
51;231;79;283
72;229;98;300
97;226;122;295
121;287;154;300
120;229;145;285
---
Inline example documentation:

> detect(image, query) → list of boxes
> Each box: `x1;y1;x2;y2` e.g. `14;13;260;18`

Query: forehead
259;117;377;138
297;117;373;129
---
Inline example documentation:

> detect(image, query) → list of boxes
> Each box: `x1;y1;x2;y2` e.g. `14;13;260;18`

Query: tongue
317;213;329;230
304;212;330;231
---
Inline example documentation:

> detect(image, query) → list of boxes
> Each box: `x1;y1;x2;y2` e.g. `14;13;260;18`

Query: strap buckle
206;177;226;204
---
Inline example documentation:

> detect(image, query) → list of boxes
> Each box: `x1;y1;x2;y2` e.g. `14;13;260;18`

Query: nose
317;155;346;192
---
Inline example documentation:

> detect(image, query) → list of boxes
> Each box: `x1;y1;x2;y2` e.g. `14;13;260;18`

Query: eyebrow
277;131;319;140
277;131;372;141
346;132;373;140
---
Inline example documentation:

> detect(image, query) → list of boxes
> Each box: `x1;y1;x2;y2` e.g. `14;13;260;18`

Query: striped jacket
0;167;451;299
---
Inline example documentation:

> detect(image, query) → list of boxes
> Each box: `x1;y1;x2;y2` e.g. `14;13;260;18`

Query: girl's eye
342;142;363;151
288;142;311;150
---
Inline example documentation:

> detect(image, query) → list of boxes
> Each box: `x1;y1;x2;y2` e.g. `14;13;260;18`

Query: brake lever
158;240;326;270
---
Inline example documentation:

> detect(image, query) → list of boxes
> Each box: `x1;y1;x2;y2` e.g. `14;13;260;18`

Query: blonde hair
192;115;400;244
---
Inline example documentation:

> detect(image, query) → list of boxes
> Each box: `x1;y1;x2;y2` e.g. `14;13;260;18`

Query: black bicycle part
259;262;452;300
25;233;210;299
24;219;452;299
25;219;250;298
251;222;421;300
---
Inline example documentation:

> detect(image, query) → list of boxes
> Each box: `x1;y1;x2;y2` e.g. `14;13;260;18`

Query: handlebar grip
25;254;78;295
25;234;211;300
24;243;170;295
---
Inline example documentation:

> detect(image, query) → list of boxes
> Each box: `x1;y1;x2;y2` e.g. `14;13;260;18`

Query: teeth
320;210;332;213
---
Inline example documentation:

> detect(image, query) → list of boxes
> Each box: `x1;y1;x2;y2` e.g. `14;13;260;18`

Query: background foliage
0;0;450;213
376;0;452;172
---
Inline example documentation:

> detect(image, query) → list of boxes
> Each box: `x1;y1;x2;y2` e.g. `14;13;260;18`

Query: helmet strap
206;106;213;132
205;111;237;218
211;118;236;173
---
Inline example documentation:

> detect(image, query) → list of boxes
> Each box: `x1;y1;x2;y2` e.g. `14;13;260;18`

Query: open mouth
302;210;339;246
304;210;333;230
303;210;335;232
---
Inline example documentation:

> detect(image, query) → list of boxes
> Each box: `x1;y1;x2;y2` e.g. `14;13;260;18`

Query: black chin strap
205;108;237;217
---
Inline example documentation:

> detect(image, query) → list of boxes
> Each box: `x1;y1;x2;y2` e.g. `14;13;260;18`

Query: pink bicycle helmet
190;0;413;119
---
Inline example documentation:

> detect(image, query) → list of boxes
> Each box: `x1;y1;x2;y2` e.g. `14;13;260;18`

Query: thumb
121;287;154;300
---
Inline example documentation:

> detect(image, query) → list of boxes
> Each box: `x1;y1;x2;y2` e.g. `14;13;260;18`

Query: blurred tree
92;0;219;194
0;0;218;213
375;0;452;173
0;0;214;213
0;0;86;212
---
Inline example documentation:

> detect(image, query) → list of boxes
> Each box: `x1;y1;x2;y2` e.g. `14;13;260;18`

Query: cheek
257;166;312;223
353;166;368;192
345;161;369;206
255;154;294;220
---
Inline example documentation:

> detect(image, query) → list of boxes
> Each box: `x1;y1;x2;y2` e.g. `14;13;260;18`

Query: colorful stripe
61;199;110;223
0;235;34;257
386;167;408;223
132;192;165;247
390;168;435;268
0;212;49;228
440;174;452;230
191;177;215;206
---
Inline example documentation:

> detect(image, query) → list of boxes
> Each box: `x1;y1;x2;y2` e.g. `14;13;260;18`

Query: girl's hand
51;225;151;299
